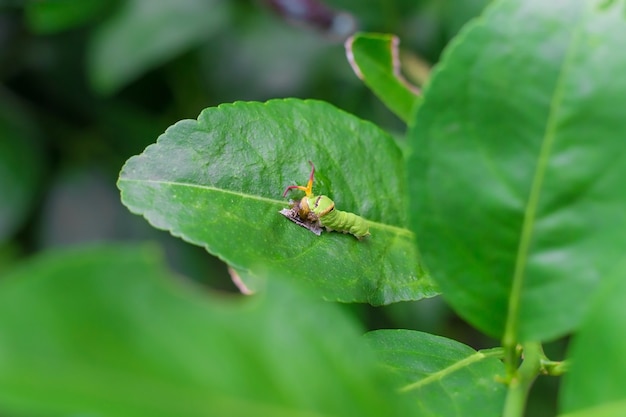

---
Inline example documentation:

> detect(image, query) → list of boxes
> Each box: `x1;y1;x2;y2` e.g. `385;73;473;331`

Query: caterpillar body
279;162;370;240
319;204;370;237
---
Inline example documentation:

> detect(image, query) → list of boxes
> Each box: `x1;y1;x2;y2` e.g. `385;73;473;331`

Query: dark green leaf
25;0;111;33
408;0;626;341
0;97;44;242
345;33;421;123
440;0;491;37
559;259;626;416
0;244;415;417
88;0;228;95
366;329;505;417
0;243;20;276
118;99;436;304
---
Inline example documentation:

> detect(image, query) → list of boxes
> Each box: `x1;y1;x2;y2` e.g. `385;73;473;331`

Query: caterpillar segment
319;206;370;239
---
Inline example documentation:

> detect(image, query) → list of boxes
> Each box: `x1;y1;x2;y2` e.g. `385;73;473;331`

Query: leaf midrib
399;348;503;392
503;5;587;346
118;177;414;236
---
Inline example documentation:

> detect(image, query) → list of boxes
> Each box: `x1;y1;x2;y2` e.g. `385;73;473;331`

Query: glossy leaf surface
408;0;626;341
0;245;414;417
118;99;436;304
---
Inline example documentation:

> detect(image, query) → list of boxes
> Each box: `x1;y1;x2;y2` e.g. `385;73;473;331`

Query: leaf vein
503;5;589;347
119;178;414;236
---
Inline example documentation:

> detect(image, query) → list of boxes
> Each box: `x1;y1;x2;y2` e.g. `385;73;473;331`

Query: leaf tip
344;35;365;80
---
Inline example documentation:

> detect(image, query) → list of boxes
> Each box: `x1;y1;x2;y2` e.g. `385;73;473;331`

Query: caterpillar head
282;161;333;220
309;195;334;217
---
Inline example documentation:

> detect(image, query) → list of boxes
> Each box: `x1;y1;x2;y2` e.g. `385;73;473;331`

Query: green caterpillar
280;161;370;239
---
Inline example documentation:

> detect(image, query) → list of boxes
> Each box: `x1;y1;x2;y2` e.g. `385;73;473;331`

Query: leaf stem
535;344;569;376
503;341;521;379
541;358;569;376
502;342;543;417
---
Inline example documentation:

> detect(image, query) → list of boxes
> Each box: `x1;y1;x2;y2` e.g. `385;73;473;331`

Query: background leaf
408;0;626;341
559;403;626;417
440;0;491;37
366;329;505;417
88;0;228;95
118;99;436;305
559;259;626;416
0;244;415;417
345;32;421;123
25;0;112;33
0;95;44;242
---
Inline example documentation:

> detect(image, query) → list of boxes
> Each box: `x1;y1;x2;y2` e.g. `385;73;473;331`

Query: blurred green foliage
0;0;488;291
1;1;571;416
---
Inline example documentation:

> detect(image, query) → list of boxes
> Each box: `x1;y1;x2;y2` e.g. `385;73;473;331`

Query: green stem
503;340;520;379
502;342;545;417
541;359;569;376
502;342;569;417
502;342;544;417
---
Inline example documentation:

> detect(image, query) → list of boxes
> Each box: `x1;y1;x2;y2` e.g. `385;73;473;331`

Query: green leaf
559;259;626;415
408;0;626;341
366;329;505;417
345;33;421;123
0;243;20;276
88;0;228;95
0;96;44;242
118;99;437;305
0;244;415;417
25;0;111;33
559;402;626;417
